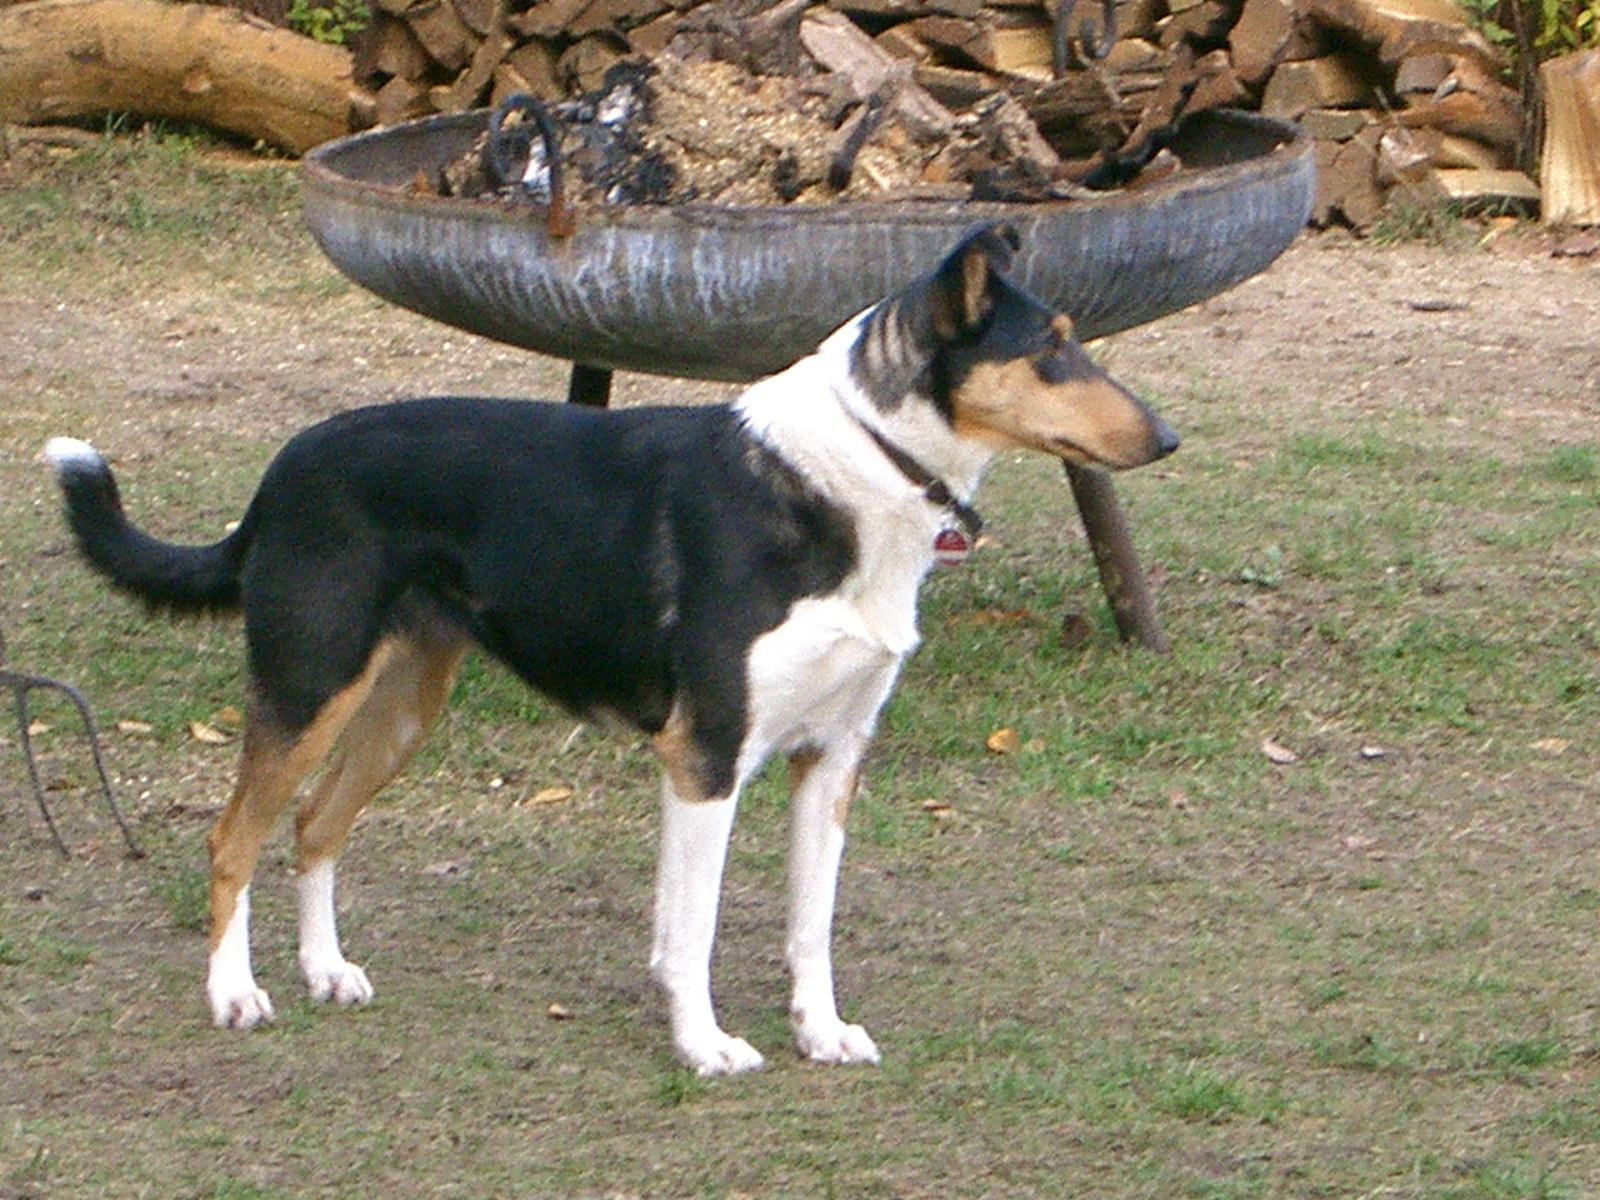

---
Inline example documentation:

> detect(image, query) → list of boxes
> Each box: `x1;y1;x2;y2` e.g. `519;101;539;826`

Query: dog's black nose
1152;416;1181;459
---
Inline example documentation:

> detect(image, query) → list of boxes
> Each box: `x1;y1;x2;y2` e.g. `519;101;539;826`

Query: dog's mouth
1046;434;1099;466
1046;420;1179;470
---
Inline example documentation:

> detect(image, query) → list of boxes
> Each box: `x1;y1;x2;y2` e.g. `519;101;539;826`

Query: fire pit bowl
302;108;1313;383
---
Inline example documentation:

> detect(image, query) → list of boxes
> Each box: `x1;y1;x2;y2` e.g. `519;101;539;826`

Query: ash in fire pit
441;55;955;206
434;25;1221;209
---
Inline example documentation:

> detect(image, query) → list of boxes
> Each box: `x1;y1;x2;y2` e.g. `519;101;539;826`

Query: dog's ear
932;222;1021;338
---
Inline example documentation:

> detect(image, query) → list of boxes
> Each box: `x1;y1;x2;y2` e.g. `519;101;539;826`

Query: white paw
795;1016;881;1066
210;983;276;1030
678;1030;767;1077
302;957;374;1007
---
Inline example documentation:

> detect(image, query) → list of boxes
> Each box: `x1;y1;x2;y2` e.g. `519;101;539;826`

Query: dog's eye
1034;326;1066;362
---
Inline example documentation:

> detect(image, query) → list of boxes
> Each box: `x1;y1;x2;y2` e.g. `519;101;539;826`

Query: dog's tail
44;437;248;614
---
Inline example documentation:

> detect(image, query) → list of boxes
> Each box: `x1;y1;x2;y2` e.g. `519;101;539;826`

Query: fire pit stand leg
1064;463;1170;654
568;363;613;407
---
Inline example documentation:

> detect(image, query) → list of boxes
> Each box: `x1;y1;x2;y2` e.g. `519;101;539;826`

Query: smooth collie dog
47;224;1176;1075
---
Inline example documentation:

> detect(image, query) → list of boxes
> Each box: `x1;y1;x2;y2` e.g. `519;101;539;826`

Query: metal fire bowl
302;108;1314;383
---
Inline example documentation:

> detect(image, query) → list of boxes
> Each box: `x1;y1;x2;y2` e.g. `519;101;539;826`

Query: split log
373;73;431;125
1393;51;1451;94
915;61;1005;107
1304;0;1499;69
0;0;371;153
1421;166;1539;212
1309;136;1343;223
626;9;681;55
1153;0;1231;50
1299;106;1372;141
1230;0;1293;86
431;20;510;112
1540;49;1600;226
1318;122;1383;227
555;33;625;92
1259;51;1376;118
1434;132;1506;169
904;12;1054;78
507;0;670;41
799;8;957;140
1395;60;1521;153
354;18;432;83
397;0;476;71
497;38;559;96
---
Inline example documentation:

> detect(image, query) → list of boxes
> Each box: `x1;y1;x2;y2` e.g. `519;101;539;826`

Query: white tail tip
44;437;103;473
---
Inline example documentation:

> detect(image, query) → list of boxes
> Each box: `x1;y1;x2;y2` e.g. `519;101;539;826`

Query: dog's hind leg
292;630;468;1010
785;741;881;1067
649;712;764;1076
207;643;396;1029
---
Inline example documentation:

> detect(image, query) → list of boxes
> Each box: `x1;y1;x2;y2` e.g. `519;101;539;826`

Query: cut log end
1540;50;1600;227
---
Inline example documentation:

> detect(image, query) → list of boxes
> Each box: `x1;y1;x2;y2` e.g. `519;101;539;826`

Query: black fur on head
847;221;1026;414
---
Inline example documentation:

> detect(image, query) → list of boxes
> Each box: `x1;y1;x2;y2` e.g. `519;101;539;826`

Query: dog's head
850;223;1178;470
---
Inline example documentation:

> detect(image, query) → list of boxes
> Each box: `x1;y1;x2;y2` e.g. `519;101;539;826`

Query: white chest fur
737;593;910;777
728;337;975;773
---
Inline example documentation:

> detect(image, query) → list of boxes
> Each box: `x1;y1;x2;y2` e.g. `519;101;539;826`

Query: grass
1;127;1598;1198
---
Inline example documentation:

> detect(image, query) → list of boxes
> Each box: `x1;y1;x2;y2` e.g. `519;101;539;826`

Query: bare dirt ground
1122;224;1600;453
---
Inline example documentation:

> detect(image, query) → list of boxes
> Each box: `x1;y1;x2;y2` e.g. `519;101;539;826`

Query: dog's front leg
649;782;764;1076
785;743;881;1067
294;860;373;1007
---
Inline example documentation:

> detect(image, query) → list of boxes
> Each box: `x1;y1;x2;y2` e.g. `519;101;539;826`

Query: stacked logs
351;0;1540;223
1253;0;1536;226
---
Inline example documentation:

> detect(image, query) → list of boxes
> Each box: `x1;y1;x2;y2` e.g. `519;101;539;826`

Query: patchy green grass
1;131;1598;1199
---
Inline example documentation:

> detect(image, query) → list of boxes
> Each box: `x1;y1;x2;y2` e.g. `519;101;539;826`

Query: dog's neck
734;317;995;536
847;413;983;539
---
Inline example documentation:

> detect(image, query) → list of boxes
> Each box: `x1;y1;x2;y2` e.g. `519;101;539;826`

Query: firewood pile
350;0;1560;223
3;0;1589;224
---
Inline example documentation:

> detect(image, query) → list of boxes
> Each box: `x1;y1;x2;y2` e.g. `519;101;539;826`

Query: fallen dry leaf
945;608;1036;629
546;1002;574;1021
521;786;574;807
188;721;232;745
209;705;243;732
27;719;51;736
117;719;154;736
1260;737;1299;765
422;860;463;876
1529;737;1569;756
986;728;1021;755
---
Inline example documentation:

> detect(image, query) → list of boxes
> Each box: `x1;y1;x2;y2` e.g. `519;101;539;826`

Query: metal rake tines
2;628;143;859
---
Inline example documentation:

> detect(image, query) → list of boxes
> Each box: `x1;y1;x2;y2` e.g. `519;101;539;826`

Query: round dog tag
933;527;970;566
